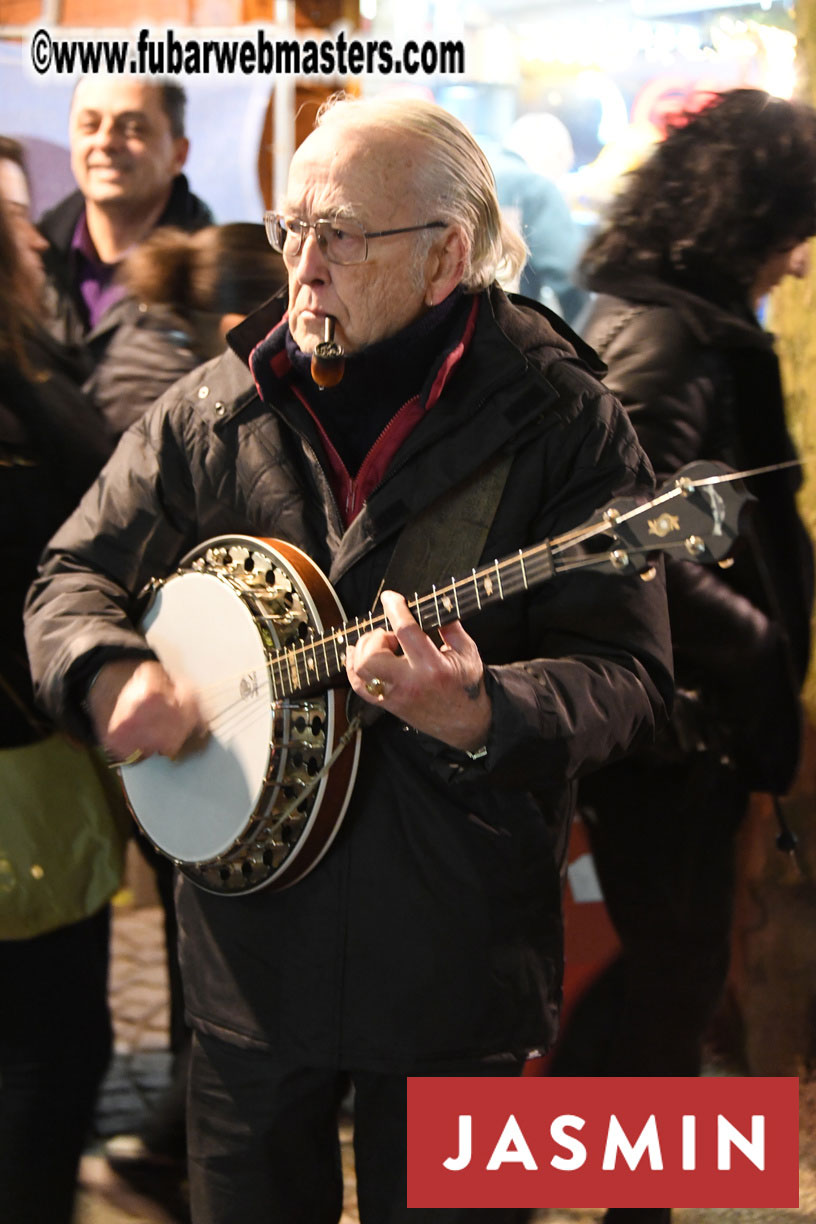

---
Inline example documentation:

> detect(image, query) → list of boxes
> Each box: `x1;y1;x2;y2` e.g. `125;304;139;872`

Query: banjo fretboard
256;461;745;703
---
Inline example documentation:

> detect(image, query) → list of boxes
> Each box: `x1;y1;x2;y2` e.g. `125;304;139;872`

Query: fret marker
442;595;453;613
484;576;494;597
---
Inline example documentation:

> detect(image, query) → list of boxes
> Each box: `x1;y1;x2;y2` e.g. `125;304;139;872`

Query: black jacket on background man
38;173;213;387
25;287;672;1070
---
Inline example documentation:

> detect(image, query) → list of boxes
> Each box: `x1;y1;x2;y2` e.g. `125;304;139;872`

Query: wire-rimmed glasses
263;212;447;266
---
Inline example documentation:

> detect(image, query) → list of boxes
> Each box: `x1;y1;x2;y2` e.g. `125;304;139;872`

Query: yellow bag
0;733;129;940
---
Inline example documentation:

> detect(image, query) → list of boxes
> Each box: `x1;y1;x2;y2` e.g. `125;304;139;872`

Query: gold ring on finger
107;748;145;769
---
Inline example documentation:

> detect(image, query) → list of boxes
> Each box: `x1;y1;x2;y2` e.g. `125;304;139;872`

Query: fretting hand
345;590;491;753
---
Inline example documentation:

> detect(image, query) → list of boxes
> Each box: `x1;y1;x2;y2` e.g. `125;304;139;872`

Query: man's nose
92;116;122;149
295;227;330;280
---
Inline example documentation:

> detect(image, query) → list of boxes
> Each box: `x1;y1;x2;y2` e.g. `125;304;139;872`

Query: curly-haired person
551;88;816;1224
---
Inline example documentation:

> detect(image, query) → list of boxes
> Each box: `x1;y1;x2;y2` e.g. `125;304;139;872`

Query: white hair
315;93;527;292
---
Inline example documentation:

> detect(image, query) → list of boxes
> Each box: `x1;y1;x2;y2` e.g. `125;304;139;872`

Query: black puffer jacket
582;273;813;793
38;174;213;386
25;287;672;1069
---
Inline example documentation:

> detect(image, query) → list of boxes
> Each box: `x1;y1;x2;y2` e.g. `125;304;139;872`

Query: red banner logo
406;1077;799;1209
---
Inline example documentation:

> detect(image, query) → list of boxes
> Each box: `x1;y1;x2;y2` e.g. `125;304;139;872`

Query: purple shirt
71;211;127;330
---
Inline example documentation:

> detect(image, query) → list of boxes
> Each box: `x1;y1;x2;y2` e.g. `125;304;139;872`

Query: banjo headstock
576;460;752;576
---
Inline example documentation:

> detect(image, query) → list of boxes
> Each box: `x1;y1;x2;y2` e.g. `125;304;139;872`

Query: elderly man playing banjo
26;95;676;1222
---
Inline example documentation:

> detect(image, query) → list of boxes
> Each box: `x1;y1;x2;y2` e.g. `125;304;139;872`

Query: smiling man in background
39;76;212;376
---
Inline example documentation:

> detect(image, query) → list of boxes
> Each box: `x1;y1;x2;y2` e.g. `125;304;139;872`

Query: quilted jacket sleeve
411;361;675;795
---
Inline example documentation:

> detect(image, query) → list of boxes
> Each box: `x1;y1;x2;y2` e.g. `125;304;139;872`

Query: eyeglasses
263;212;447;266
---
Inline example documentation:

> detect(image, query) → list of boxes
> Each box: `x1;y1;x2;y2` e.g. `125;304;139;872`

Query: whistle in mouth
310;316;345;389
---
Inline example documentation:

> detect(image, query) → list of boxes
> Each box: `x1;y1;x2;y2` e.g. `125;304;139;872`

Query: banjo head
120;537;360;895
123;569;275;864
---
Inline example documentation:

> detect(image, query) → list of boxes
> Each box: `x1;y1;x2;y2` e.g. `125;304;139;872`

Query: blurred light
633;0;773;12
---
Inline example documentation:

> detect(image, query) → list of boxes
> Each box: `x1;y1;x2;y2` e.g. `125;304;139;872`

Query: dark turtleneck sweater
284;288;468;476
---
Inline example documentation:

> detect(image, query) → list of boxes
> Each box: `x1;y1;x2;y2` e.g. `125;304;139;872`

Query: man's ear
424;226;467;307
172;137;190;173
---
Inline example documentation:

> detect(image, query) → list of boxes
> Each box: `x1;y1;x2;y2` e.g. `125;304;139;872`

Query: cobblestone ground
75;903;816;1224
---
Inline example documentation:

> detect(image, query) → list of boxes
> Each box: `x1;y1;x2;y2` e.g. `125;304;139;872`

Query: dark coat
89;301;208;438
25;287;672;1069
1;328;113;747
37;174;213;385
581;273;813;793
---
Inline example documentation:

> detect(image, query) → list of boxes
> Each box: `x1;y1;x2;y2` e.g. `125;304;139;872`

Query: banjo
118;460;747;896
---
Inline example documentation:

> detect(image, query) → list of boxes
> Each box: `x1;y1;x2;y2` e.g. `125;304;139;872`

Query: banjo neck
268;540;555;703
263;459;747;705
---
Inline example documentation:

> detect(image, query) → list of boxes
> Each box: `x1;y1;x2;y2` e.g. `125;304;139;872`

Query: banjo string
153;533;721;733
143;456;775;723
